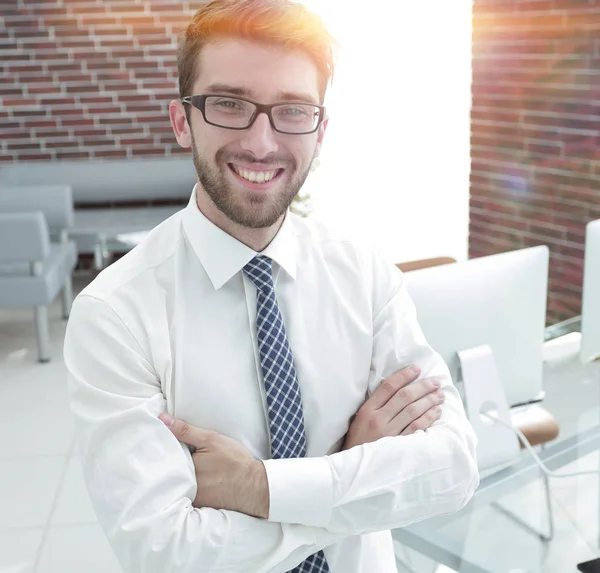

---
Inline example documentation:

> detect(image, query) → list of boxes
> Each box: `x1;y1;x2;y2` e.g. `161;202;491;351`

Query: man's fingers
159;413;214;448
367;365;421;410
390;389;445;432
380;376;441;419
399;405;443;436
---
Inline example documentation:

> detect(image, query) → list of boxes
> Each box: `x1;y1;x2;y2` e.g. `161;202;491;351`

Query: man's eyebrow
276;91;319;105
203;83;319;105
204;83;252;97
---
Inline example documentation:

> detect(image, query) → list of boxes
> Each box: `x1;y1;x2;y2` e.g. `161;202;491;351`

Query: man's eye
215;100;241;109
284;107;310;116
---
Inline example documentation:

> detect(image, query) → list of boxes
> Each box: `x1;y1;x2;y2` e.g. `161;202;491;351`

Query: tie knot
243;255;274;292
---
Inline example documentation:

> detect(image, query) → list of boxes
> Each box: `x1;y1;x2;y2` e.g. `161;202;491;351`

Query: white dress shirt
64;186;480;573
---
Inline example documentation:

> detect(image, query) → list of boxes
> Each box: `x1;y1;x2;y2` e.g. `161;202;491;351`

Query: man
64;1;479;572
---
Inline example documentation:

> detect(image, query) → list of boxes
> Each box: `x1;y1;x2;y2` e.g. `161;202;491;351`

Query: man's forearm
237;459;270;519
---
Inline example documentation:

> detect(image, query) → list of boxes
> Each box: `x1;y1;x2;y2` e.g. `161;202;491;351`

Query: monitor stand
457;345;521;476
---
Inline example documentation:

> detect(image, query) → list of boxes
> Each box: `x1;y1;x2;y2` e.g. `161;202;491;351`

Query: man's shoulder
291;212;366;253
77;209;184;304
290;212;387;268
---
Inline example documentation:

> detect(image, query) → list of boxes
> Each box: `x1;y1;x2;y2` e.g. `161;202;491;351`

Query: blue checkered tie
244;256;331;573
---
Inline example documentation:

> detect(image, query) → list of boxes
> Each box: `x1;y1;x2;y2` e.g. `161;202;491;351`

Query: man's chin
227;205;285;229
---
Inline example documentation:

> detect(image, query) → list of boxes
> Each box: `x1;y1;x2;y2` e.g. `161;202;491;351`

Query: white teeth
232;164;278;183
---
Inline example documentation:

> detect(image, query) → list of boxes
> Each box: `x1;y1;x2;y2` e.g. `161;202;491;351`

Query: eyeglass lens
204;96;320;133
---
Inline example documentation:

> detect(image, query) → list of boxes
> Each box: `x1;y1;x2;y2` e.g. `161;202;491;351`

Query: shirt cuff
262;456;334;528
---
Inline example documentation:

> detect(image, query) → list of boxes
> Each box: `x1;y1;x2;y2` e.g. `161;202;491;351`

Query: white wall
302;0;473;264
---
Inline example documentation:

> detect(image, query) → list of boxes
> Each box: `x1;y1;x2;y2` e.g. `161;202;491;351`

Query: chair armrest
396;256;457;273
0;212;51;263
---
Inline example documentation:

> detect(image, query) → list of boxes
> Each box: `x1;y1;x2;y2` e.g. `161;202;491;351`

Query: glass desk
392;354;600;573
70;205;183;269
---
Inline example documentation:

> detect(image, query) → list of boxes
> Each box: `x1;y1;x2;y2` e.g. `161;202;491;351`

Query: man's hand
159;414;270;519
342;365;445;450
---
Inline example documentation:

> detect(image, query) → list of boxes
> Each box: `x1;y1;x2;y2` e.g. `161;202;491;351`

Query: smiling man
64;1;479;572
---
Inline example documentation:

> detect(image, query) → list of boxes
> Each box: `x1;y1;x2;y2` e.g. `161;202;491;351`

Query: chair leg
34;305;51;363
94;243;104;270
62;274;73;319
541;444;555;541
490;443;554;542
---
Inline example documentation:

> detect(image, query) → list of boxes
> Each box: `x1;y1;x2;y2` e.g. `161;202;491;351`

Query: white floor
1;276;599;573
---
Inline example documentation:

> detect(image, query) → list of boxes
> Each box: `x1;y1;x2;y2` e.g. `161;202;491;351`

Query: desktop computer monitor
581;219;600;363
403;245;549;409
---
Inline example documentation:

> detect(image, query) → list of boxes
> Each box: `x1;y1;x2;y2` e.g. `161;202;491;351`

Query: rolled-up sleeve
64;294;345;573
263;250;480;533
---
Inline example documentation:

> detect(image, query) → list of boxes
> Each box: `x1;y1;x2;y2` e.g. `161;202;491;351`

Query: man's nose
239;112;279;158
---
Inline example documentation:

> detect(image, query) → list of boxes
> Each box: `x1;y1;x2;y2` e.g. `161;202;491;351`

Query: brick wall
471;0;600;325
1;0;208;163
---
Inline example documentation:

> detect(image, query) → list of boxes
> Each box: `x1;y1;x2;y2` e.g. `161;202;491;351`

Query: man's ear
313;117;329;159
169;100;192;148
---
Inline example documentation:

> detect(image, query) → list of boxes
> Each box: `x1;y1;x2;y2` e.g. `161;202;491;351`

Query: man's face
185;38;326;229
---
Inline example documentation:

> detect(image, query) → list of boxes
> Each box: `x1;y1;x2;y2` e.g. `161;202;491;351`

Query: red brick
97;116;136;125
2;132;32;141
86;106;122;114
71;128;109;138
85;61;123;71
46;63;83;72
97;38;136;48
124;104;165;114
32;130;70;138
104;2;146;13
137;36;170;47
53;28;90;38
54;108;88;117
45;140;80;149
131;71;168;80
128;147;165;156
139;80;176;90
42;17;79;28
11;109;47;118
64;85;100;93
93;149;128;158
77;96;115;105
28;85;63;95
101;82;138;91
61;118;96;127
7;142;45;151
2;99;39;107
96;72;131;81
93;26;130;36
119;137;155;145
122;14;157;25
55;151;91;159
38;97;77;106
18;153;54;160
85;140;115;146
79;16;120;26
58;39;98;50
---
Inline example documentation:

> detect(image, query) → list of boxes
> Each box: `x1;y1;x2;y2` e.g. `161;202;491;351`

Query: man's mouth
228;163;285;186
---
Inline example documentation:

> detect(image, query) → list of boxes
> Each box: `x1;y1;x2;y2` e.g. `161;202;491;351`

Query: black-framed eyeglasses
181;94;326;135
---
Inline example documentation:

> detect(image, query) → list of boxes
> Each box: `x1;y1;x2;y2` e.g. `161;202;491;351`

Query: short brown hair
178;0;337;104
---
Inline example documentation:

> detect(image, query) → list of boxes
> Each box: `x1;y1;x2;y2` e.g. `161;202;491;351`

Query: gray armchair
0;185;77;362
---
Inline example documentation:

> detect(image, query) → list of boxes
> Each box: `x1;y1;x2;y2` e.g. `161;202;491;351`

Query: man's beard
190;133;313;229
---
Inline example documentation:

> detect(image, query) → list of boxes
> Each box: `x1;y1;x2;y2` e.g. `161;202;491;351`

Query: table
392;352;600;572
70;205;183;269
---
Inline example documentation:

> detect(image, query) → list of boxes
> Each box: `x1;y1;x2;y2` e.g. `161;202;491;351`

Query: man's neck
196;187;284;252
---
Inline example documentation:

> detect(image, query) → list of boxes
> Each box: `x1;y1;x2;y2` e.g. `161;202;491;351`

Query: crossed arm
64;273;479;573
157;362;446;521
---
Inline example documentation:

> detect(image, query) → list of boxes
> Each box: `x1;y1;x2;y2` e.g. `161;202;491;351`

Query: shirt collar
182;184;297;290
